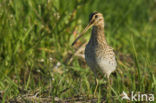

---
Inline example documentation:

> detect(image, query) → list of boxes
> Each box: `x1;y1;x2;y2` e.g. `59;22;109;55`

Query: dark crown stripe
89;12;98;21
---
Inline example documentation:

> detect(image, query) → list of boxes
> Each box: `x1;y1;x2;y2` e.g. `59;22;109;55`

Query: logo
121;91;154;102
121;91;130;100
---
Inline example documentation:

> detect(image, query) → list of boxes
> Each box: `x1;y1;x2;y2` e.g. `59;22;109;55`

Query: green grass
0;0;156;102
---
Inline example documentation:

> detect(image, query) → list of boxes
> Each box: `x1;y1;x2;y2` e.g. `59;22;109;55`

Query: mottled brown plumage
73;12;117;78
72;12;117;95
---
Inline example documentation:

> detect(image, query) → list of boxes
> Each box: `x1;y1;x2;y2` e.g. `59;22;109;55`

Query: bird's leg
94;78;98;97
93;72;98;97
106;75;111;102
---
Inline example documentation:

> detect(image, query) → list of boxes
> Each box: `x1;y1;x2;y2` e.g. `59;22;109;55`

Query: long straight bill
72;24;93;46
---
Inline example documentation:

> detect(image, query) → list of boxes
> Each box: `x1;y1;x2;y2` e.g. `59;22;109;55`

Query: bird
72;12;117;96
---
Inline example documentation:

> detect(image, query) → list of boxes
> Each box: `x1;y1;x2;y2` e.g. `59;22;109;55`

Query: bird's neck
89;25;107;46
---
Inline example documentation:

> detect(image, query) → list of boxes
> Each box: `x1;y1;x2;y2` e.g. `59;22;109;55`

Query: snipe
72;12;117;96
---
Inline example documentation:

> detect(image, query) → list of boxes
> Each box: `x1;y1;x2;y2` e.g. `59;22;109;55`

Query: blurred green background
0;0;156;102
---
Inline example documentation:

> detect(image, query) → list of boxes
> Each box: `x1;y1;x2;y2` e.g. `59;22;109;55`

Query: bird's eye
95;15;98;18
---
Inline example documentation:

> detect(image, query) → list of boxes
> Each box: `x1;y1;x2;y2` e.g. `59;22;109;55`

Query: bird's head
72;12;104;46
89;12;104;27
